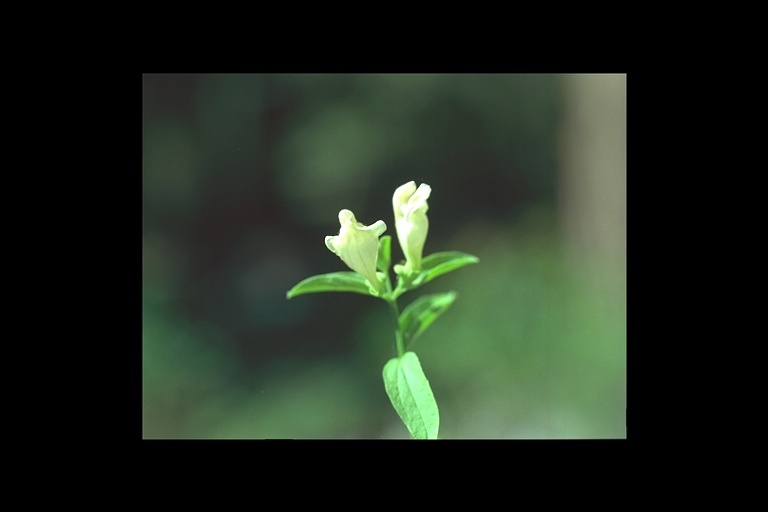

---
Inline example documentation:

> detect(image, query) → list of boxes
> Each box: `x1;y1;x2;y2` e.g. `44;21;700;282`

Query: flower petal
325;209;387;291
393;181;431;272
325;235;338;254
393;181;417;220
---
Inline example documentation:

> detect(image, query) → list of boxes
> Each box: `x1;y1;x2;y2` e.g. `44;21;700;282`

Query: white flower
325;209;387;291
393;181;431;272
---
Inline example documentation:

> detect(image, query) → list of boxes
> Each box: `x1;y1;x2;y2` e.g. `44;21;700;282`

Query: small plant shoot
287;181;478;439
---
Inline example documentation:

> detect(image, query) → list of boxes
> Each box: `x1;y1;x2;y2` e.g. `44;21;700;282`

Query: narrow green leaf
377;235;391;273
382;352;439;440
411;251;479;287
399;292;457;348
286;271;374;299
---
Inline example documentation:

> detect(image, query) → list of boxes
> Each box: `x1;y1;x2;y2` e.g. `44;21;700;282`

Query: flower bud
325;209;387;291
393;181;431;272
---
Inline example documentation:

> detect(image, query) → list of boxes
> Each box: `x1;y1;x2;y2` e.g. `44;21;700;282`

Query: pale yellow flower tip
392;182;431;272
325;209;386;290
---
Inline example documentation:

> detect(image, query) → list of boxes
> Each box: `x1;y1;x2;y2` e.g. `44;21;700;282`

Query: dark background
142;73;626;438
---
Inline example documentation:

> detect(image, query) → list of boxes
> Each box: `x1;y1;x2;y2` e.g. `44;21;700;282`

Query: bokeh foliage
143;73;626;438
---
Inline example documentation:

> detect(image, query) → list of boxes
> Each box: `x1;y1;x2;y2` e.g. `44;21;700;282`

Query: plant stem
387;298;405;357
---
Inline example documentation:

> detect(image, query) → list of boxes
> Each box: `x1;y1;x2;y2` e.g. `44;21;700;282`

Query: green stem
381;270;405;357
387;298;405;357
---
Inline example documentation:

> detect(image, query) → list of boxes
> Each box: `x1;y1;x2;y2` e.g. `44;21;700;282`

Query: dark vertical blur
143;73;625;438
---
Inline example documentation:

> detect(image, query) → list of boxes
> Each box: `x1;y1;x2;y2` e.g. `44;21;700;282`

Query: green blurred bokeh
142;73;626;439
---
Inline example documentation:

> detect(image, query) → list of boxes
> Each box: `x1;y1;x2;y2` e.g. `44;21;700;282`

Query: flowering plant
287;181;478;439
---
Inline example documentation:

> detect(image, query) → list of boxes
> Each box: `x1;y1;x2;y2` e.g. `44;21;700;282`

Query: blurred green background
142;73;626;439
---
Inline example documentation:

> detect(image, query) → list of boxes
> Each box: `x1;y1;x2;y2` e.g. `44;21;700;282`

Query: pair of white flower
325;181;431;291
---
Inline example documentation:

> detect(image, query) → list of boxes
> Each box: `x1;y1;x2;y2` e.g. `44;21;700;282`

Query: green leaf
382;352;439;440
286;271;375;299
411;251;479;288
399;292;457;349
377;235;391;273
